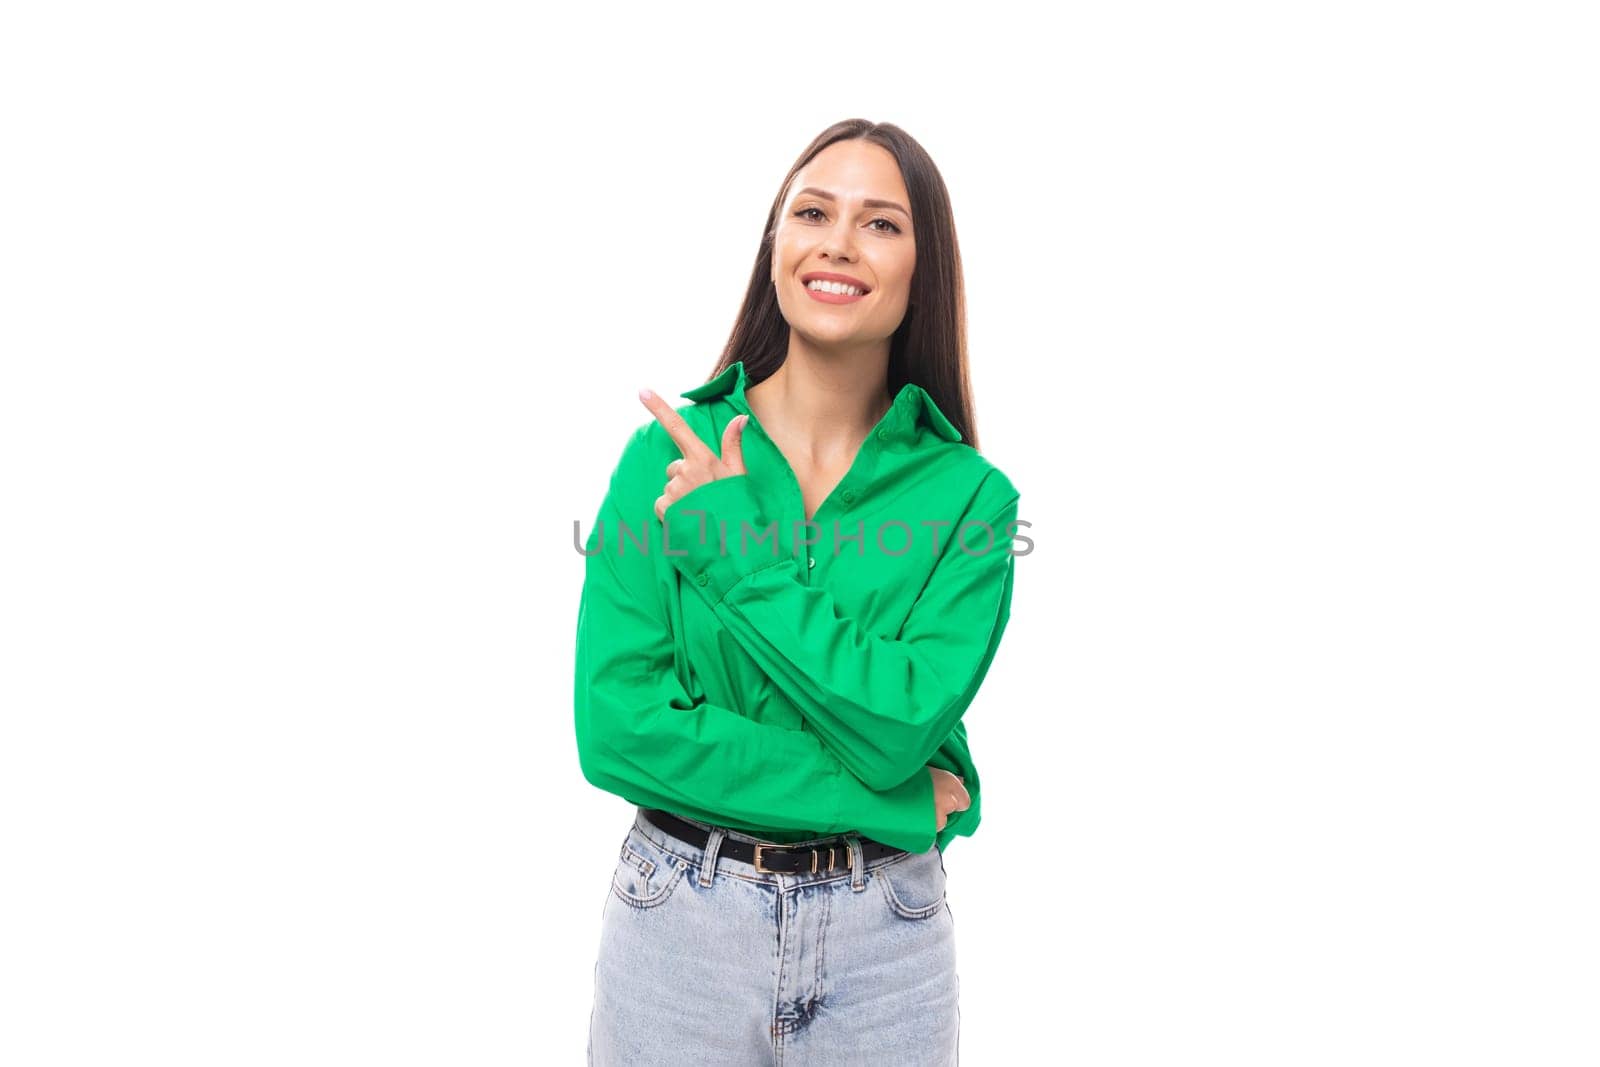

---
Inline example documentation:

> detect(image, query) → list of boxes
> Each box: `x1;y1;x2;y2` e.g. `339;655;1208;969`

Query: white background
3;2;1596;1064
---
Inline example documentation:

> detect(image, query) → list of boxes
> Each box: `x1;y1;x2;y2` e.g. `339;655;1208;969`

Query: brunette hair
702;119;983;451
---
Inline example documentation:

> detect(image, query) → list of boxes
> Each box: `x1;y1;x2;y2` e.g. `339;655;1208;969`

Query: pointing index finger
638;388;710;460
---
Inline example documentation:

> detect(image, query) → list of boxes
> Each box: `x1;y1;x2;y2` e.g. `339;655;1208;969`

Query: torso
762;427;859;523
793;460;852;525
748;390;891;524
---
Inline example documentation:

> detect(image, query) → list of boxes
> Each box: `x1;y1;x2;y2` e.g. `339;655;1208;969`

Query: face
770;139;917;351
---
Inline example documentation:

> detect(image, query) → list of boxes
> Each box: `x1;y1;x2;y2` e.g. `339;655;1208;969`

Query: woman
575;119;1021;1064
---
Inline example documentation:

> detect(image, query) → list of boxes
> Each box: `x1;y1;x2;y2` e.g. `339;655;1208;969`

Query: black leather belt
639;807;908;875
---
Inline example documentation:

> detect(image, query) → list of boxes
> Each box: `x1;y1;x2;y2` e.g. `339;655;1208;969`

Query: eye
792;207;903;235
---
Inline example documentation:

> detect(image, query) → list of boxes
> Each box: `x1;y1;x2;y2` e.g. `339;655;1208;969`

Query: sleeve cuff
832;764;938;854
662;475;790;605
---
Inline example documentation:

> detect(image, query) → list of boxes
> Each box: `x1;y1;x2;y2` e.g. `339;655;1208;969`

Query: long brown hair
703;119;983;452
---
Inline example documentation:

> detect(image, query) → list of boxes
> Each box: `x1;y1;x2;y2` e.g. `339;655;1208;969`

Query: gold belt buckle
753;843;835;874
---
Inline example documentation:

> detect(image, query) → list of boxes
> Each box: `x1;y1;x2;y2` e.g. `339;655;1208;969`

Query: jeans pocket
876;849;948;921
610;828;688;910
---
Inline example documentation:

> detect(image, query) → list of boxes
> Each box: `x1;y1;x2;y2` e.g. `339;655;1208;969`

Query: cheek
878;250;916;297
882;272;915;309
772;228;799;259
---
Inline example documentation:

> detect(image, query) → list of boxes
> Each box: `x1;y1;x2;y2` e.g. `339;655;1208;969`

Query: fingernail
639;388;654;401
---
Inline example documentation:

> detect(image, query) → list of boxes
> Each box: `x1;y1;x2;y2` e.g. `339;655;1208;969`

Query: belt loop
845;832;866;891
698;827;726;887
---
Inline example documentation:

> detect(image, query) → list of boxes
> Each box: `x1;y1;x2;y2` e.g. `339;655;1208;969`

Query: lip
800;271;871;294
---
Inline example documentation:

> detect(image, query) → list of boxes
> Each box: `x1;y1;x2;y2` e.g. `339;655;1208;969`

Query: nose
818;218;858;261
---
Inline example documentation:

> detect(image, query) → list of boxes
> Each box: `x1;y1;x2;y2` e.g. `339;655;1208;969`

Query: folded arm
573;427;939;853
662;470;1020;792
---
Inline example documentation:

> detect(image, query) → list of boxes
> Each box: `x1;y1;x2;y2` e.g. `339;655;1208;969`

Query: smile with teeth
806;279;867;296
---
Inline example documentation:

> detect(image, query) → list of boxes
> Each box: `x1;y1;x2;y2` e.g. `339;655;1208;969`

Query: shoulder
967;447;1020;500
932;443;1020;520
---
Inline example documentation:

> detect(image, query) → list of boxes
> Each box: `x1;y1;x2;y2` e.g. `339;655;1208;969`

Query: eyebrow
793;186;911;220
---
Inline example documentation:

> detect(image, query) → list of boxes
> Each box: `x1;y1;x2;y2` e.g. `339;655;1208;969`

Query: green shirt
573;359;1021;854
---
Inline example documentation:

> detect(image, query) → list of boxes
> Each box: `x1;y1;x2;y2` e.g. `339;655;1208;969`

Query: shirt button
696;572;709;586
841;489;855;504
876;428;887;442
807;556;816;569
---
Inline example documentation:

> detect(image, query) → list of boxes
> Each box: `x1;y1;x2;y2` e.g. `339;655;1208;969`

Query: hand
638;388;750;521
928;767;971;832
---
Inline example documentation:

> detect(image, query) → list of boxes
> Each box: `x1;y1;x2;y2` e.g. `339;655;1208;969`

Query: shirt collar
678;360;963;445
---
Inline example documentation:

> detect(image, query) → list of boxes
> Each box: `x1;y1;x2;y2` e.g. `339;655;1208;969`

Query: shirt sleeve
661;468;1019;793
573;426;940;854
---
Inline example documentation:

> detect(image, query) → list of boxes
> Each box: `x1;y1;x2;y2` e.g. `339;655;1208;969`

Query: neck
747;342;894;465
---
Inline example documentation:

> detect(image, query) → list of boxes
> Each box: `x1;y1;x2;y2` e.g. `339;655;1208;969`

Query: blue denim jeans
587;807;961;1065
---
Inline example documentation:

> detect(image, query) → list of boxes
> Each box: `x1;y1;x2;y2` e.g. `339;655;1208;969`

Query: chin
804;326;889;350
